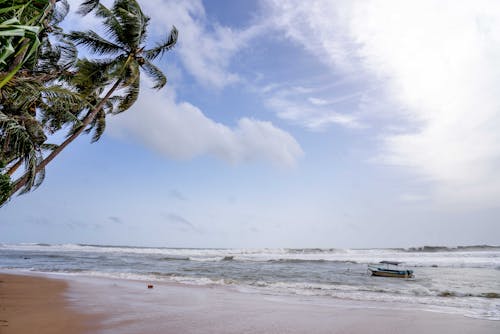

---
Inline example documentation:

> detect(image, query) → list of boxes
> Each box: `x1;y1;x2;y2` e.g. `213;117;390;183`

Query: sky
1;0;500;248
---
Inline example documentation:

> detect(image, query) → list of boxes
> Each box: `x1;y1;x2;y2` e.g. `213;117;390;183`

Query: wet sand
0;273;99;334
1;272;499;334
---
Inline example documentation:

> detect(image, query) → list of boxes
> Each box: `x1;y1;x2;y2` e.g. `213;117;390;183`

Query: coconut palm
0;0;80;204
10;0;177;195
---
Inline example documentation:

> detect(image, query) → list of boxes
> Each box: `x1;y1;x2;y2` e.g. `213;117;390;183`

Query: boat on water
368;261;414;278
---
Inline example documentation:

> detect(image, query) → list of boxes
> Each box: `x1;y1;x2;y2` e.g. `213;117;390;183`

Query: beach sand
1;272;499;334
0;273;99;334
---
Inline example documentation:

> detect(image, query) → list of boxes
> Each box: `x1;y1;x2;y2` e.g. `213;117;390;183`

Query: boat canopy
379;261;403;265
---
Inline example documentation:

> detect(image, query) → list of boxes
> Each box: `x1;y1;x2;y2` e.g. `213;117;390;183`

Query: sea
1;243;499;320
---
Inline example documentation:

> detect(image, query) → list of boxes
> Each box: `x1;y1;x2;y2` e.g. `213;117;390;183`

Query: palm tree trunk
6;159;23;176
11;78;123;194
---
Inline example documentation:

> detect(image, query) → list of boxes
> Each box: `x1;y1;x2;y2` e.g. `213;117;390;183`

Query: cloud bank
141;0;264;89
265;0;500;205
108;84;303;167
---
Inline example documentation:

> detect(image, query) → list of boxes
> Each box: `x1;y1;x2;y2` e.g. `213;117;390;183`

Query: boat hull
369;268;413;278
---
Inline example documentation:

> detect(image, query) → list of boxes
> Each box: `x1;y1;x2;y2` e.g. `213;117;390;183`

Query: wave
405;245;500;252
480;292;500;299
4;243;500;254
266;259;357;264
159;256;190;261
439;291;500;299
26;267;496;302
267;259;327;263
2;243;500;269
286;248;340;254
157;256;357;264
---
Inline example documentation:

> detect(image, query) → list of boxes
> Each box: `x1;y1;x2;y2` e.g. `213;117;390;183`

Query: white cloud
107;83;303;167
263;86;362;131
265;0;500;206
308;98;329;106
141;0;264;89
263;0;356;71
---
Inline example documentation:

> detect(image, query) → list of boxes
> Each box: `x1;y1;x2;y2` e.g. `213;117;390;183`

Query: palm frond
121;58;139;85
51;0;70;25
94;3;125;48
18;154;44;194
40;86;84;132
58;38;78;69
143;26;178;61
71;58;116;93
112;0;149;49
0;17;42;88
0;111;44;193
41;143;58;151
91;109;106;142
0;111;31;162
140;59;166;89
115;74;139;113
0;171;12;206
67;30;123;56
0;77;41;110
31;155;45;189
77;0;101;15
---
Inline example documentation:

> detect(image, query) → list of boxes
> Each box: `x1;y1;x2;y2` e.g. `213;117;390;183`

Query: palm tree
1;0;81;204
10;0;178;195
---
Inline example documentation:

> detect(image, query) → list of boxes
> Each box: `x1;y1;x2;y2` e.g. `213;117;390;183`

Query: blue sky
1;0;500;248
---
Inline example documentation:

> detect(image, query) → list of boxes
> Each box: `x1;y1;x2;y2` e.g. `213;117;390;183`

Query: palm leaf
91;109;106;142
31;156;46;189
51;0;70;25
115;74;139;113
71;58;116;93
121;57;139;85
143;25;178;61
94;3;125;48
40;86;84;132
19;153;43;194
0;111;43;193
112;0;149;49
140;59;166;89
77;0;101;15
57;38;78;70
67;30;123;56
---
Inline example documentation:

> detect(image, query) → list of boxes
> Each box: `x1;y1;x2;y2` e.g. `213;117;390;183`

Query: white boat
368;261;414;278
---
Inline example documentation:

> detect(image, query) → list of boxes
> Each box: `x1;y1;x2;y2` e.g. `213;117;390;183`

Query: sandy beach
0;273;99;334
1;272;499;334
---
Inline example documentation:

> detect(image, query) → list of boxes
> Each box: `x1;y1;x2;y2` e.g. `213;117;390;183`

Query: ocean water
1;243;499;320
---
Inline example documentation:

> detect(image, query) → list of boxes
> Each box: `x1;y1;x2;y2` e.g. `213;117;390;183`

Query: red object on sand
148;284;154;289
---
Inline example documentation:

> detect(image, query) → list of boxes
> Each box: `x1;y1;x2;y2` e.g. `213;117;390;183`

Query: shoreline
1;271;499;333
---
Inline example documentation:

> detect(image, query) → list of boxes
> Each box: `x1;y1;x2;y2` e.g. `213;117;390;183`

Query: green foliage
63;0;178;136
1;0;178;202
0;172;12;205
0;0;76;194
0;160;12;206
0;0;55;88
